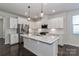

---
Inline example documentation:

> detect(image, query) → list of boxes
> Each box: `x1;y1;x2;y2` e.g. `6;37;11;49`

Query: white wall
64;9;79;47
0;19;3;38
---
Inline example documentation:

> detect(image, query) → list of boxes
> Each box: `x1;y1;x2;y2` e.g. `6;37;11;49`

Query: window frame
72;15;79;35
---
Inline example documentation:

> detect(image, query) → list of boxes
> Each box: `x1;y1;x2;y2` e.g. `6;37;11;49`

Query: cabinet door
57;17;63;28
10;17;17;28
48;17;63;28
48;18;58;28
10;34;18;45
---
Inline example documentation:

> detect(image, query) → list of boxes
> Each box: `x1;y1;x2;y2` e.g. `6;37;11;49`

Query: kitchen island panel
23;37;58;56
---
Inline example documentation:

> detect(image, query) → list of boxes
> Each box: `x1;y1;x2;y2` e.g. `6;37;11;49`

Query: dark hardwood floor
0;44;79;56
58;45;79;56
0;38;36;56
0;44;36;56
0;38;79;56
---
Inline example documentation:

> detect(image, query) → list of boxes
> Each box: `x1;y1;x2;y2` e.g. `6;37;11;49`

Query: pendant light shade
27;5;31;21
40;11;44;17
27;17;31;20
40;3;44;18
26;3;44;20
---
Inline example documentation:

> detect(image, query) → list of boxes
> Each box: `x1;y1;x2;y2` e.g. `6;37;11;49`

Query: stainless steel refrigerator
17;24;29;44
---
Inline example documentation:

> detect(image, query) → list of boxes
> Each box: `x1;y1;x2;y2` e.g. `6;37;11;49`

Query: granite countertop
21;34;60;44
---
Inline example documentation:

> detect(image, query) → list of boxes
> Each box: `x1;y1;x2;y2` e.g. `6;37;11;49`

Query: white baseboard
64;43;79;47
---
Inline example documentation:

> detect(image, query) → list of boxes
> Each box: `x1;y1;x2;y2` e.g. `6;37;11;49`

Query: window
72;15;79;34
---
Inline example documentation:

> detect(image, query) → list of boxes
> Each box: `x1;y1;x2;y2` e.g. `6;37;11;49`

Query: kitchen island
21;34;60;56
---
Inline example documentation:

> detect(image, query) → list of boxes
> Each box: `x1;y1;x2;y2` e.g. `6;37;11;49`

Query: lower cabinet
10;34;18;45
58;35;64;46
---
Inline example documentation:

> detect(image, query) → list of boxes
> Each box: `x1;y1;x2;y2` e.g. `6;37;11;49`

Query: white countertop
21;34;60;44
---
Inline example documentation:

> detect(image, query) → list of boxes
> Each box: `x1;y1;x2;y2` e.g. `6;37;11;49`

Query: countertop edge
21;34;59;45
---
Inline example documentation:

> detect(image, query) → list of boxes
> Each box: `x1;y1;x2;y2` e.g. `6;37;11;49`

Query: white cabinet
58;35;64;46
10;17;17;28
18;17;28;24
10;34;18;45
57;17;63;28
24;38;58;56
48;17;63;28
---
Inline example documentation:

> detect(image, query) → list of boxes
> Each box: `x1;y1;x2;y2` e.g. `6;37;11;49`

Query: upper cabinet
10;17;17;28
18;17;28;25
48;16;64;29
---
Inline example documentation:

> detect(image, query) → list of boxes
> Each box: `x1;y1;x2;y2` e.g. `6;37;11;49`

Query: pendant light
40;3;44;18
27;5;31;21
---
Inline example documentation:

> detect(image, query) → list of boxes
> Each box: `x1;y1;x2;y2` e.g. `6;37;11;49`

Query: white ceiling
0;3;79;17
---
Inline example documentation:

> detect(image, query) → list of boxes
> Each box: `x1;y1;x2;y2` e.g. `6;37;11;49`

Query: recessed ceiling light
52;10;56;13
